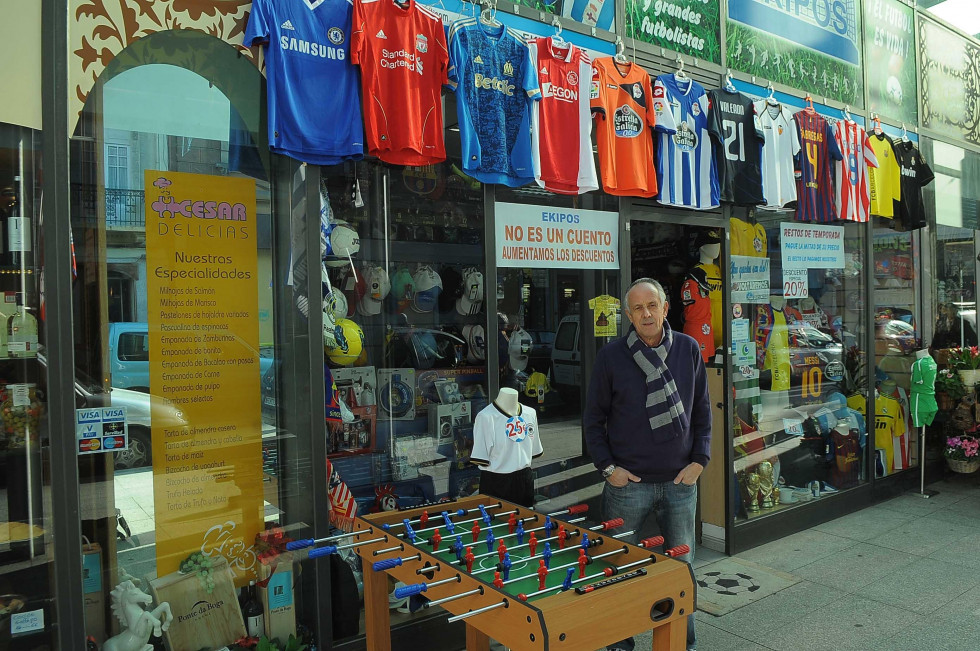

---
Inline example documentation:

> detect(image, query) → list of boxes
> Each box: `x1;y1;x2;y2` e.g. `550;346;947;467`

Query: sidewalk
665;474;980;650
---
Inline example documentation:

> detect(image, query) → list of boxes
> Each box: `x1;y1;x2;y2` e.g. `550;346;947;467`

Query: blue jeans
601;479;697;650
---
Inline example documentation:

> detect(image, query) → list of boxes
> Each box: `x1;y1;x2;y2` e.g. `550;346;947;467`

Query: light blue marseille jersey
652;74;720;210
245;0;364;165
447;18;541;187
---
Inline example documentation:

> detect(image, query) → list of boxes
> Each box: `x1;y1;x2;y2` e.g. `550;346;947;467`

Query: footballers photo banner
919;17;980;147
727;0;864;107
864;0;916;125
495;202;619;269
626;0;721;64
780;222;846;270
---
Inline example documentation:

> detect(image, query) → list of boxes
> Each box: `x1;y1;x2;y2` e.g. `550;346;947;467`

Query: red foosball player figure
493;571;504;589
431;529;442;552
508;512;518;535
557;524;568;549
464;546;475;573
528;531;538;557
419;510;429;527
497;540;507;563
578;548;588;579
537;559;548;590
472;522;481;543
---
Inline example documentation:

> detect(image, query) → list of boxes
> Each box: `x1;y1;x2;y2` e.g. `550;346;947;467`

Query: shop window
730;208;870;521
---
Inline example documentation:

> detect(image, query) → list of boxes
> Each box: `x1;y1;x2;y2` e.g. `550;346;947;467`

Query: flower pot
937;392;956;411
947;458;980;474
959;370;980;388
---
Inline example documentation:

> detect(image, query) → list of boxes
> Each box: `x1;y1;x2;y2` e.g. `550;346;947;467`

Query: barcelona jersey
793;111;843;223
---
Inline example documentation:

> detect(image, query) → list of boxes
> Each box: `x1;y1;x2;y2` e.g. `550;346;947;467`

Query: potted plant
949;346;980;387
936;368;967;410
944;434;980;473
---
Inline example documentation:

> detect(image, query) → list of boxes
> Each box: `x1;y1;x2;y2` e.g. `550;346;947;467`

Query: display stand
911;425;938;499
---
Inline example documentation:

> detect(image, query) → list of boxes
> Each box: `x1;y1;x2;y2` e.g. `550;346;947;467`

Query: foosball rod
285;527;375;551
465;526;586;565
546;504;589;517
447;599;509;623
501;544;632;586
406;509;531;537
305;535;388;559
392;573;463;598
387;501;505;530
459;515;590;552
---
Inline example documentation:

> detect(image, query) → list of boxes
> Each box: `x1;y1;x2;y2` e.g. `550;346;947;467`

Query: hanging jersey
694;262;723;349
352;0;448;166
794;111;842;223
730;217;767;257
245;0;364;165
707;89;765;206
799;304;829;329
893;141;935;230
653;74;720;210
590;58;658;197
529;38;598;195
681;270;713;362
471;402;543;474
447;19;540;186
754;101;801;210
833;120;879;222
873;393;905;474
868;133;901;218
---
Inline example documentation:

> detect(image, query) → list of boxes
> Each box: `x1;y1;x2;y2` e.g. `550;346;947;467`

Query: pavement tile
874;491;969;517
762;595;918;651
879;611;980;651
811;506;913;541
864;514;976;556
792;542;919;593
694;547;727;569
854;557;980;615
926;476;980;494
930;497;980;524
735;529;856;573
702;580;845;638
932;584;980;621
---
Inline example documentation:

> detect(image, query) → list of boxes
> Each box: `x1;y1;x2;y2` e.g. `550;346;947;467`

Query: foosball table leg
465;622;491;651
651;617;686;651
364;558;393;651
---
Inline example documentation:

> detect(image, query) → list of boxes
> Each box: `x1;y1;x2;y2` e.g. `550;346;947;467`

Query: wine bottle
243;579;265;638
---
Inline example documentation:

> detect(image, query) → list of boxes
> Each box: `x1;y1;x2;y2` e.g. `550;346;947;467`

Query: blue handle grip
456;509;466;516
394;583;427;598
372;557;403;572
286;539;314;551
479;504;490;524
308;545;337;559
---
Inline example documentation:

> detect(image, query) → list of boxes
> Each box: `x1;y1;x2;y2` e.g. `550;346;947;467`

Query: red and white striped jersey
833;120;879;222
529;38;598;195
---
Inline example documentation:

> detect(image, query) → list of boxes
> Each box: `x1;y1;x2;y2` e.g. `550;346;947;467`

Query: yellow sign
145;170;262;584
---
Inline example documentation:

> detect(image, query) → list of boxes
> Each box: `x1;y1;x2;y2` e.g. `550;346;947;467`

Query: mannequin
754;294;792;396
693;233;723;349
680;267;713;362
830;420;862;489
471;388;541;507
910;349;938;427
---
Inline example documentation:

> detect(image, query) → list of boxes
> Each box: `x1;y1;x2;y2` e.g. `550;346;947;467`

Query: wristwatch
602;464;616;478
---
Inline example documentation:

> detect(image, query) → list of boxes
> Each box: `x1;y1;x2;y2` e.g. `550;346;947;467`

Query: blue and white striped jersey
652;74;719;210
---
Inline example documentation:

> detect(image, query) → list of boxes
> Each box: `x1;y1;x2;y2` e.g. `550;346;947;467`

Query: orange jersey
590;58;658;198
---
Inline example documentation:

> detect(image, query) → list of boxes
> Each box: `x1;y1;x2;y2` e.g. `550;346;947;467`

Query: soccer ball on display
886;76;903;106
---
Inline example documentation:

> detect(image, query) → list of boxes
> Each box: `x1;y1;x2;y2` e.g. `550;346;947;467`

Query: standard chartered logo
474;73;515;96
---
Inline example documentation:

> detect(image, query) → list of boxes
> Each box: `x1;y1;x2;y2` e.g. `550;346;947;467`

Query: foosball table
288;495;696;651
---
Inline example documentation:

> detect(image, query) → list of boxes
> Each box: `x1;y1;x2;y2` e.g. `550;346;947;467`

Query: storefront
3;0;979;649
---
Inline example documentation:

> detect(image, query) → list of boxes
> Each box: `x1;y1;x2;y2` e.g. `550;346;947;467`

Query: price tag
10;383;30;408
783;268;809;299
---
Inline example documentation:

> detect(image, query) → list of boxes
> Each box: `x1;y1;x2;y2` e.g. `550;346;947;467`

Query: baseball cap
456;267;484;316
695;229;722;248
388;267;415;314
358;264;391;317
339;266;365;317
508;328;533;372
462;324;486;364
324;220;361;268
438;265;464;313
412;266;443;313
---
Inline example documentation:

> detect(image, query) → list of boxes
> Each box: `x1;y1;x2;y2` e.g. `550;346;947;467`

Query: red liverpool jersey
352;0;448;165
833;119;879;223
529;38;598;195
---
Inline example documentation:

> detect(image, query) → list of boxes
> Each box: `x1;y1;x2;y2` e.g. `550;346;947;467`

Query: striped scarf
627;322;685;436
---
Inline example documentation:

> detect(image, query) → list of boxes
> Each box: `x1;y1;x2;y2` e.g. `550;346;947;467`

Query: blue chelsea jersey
447;19;540;187
245;0;364;165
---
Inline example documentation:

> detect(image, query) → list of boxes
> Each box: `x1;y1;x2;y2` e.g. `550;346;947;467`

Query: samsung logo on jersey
474;74;514;96
280;36;345;60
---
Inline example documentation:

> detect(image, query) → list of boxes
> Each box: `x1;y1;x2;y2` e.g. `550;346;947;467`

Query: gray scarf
627;321;685;436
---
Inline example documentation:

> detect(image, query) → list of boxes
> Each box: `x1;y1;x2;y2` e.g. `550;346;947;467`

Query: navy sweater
584;332;712;483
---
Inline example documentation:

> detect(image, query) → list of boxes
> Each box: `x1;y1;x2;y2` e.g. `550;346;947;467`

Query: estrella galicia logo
825;360;845;382
328;27;345;45
673;127;698;152
614;105;643;138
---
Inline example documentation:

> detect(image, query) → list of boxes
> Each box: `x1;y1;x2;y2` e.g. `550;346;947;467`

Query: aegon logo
474;74;514;96
544;83;577;101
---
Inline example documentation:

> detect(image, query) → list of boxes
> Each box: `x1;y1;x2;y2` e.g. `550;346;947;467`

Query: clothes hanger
675;54;689;81
551;16;566;47
871;112;883;135
901;123;910;143
614;37;629;65
765;81;778;106
804;92;815;114
480;0;500;27
842;105;852;122
725;68;736;92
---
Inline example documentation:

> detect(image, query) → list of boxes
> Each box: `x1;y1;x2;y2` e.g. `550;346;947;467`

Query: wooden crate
149;556;246;650
258;559;297;642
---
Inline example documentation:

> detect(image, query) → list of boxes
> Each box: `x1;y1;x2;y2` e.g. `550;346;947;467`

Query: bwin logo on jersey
474;74;515;96
613;105;643;138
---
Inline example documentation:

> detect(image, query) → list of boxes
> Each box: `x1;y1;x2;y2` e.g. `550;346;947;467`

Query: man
584;278;711;651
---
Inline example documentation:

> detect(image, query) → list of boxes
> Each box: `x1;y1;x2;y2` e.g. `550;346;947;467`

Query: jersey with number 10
794;111;843;223
653;74;719;210
833;120;879;223
707;89;764;206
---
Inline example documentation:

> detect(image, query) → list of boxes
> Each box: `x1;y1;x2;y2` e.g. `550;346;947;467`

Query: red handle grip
639;536;664;549
601;518;624;530
664;544;690;558
567;504;589;515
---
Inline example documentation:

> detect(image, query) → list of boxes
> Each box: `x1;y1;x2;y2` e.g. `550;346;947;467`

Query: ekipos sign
727;0;863;106
626;0;722;64
864;0;917;125
495;202;619;269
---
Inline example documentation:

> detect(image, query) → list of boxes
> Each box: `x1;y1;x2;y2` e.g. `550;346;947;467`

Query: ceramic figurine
102;580;173;651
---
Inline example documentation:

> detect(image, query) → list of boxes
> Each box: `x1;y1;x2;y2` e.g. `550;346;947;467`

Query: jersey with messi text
245;0;364;164
448;19;540;187
352;0;448;166
793;111;842;223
